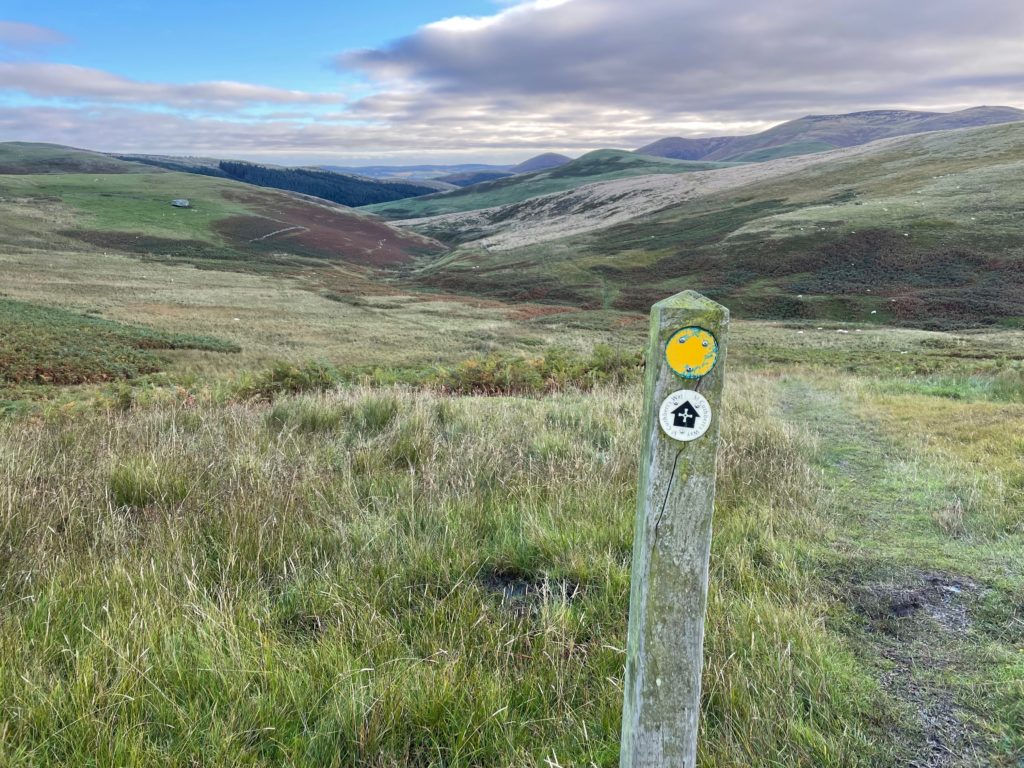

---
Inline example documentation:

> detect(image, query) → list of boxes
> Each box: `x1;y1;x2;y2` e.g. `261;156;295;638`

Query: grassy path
778;375;1023;767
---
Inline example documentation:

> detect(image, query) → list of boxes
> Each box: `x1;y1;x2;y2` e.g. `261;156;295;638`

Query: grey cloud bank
2;0;1024;161
341;0;1024;121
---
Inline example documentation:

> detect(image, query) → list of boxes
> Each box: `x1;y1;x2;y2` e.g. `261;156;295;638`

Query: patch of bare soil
844;571;988;767
479;569;582;616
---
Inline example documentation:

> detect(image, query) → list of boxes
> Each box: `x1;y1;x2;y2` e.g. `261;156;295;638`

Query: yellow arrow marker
665;327;718;379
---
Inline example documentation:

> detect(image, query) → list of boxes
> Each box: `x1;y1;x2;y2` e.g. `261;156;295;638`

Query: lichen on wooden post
620;290;729;768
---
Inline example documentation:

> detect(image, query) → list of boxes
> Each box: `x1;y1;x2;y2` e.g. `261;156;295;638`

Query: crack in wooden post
620;290;729;768
653;448;683;539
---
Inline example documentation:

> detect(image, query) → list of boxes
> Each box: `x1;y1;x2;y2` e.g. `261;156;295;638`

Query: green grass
0;247;631;388
778;374;1024;763
0;170;250;244
2;129;1024;765
0;298;238;386
2;319;1023;765
0;376;896;767
0;142;146;175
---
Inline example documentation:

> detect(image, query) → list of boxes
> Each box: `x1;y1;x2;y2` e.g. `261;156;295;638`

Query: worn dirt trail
778;378;998;767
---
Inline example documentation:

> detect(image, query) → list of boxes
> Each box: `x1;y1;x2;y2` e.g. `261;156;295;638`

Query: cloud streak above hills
1;0;1023;162
0;63;339;109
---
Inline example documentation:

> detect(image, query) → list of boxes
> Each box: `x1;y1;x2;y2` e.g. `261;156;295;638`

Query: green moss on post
620;290;729;767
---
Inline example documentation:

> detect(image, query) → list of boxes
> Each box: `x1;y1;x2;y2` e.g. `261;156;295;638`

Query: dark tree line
217;162;431;207
119;156;433;207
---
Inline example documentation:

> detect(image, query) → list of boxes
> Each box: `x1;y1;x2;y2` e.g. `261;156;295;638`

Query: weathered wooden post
620;290;728;767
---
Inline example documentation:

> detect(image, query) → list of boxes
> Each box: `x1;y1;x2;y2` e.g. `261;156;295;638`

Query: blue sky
1;0;1022;164
1;0;495;92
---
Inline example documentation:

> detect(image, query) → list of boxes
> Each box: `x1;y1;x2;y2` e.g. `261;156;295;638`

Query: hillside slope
0;143;444;272
365;149;735;219
395;139;895;249
415;122;1024;328
636;106;1024;163
0;142;147;175
322;163;503;181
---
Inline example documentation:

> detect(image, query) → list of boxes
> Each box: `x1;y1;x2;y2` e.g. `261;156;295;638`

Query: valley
1;110;1023;767
401;122;1024;329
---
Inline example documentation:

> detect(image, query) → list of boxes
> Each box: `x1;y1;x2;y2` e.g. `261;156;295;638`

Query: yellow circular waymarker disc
665;327;718;379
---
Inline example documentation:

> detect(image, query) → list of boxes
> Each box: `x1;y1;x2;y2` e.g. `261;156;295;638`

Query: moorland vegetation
1;122;1022;766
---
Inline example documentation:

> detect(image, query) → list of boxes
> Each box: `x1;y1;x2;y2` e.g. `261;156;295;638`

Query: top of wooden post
651;290;728;323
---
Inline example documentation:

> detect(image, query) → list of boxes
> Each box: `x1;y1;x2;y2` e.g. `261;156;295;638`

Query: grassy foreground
5;358;1022;766
1;373;892;766
2;322;1024;765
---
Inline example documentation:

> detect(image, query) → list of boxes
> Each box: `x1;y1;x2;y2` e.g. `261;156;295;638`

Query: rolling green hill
414;122;1024;329
3;121;1024;768
0;142;146;175
364;149;737;219
0;142;444;274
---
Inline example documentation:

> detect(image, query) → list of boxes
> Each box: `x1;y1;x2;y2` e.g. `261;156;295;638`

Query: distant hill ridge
0;142;146;175
636;106;1024;163
407;120;1024;328
366;148;734;220
509;153;572;174
326;152;572;183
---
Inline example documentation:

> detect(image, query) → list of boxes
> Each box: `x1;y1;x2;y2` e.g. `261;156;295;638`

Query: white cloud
425;0;572;33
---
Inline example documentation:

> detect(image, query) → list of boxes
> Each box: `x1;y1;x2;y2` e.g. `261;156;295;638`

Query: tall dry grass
0;376;887;766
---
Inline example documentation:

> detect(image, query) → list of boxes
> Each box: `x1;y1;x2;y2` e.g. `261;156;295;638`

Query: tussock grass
863;389;1024;535
433;345;640;396
0;377;890;766
108;458;194;509
239;360;340;400
236;346;641;405
873;366;1024;404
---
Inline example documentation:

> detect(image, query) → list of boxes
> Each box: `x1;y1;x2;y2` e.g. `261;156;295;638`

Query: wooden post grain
620;290;729;768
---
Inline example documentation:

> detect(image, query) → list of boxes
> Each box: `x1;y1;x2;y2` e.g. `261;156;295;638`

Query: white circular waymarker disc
659;390;712;442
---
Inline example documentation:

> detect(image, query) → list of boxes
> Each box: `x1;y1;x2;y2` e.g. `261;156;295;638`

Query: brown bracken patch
216;190;445;267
